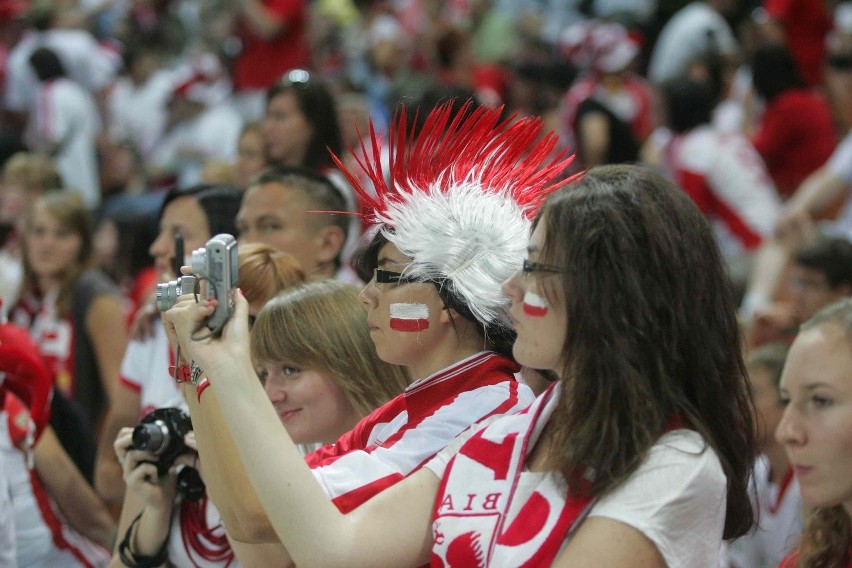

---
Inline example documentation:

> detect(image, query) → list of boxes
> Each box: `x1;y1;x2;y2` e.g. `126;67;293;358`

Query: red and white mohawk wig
334;101;576;328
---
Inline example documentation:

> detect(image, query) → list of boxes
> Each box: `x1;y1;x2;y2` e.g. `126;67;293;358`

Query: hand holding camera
157;233;239;337
114;408;205;504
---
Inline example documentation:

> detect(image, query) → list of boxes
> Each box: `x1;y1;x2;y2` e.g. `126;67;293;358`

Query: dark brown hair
537;165;756;539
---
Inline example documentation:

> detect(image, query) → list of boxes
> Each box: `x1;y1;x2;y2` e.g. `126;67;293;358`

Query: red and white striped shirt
306;351;533;513
665;126;781;259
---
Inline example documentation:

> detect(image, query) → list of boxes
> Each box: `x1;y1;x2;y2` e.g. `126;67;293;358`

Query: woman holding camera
114;262;409;567
95;184;243;509
109;240;304;568
777;298;852;568
167;163;757;566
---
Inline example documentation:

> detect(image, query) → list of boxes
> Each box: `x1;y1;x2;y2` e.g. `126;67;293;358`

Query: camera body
155;233;239;331
155;274;197;312
191;233;239;330
131;407;193;477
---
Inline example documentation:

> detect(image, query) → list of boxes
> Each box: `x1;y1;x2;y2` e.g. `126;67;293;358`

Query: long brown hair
238;242;305;308
538;165;756;539
251;280;410;417
795;298;852;567
21;191;93;317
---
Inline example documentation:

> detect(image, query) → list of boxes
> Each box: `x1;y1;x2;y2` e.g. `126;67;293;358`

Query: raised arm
163;291;437;567
179;380;279;542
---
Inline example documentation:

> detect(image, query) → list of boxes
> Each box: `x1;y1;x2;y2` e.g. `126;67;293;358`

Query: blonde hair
238;242;305;308
251;280;409;417
21;191;93;317
3;152;63;193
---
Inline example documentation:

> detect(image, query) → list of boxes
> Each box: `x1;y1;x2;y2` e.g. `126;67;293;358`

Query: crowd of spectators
1;0;851;566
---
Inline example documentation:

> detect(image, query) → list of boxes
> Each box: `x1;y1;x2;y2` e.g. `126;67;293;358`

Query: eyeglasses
374;268;422;284
521;259;566;277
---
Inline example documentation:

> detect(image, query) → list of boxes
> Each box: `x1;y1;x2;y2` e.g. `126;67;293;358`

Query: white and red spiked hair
334;102;576;328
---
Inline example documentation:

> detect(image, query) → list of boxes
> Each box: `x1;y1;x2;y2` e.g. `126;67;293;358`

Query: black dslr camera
132;407;204;500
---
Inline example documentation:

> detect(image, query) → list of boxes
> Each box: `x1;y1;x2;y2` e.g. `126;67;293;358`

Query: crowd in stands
1;0;851;566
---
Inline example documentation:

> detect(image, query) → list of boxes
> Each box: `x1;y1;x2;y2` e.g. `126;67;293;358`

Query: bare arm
552;517;667;568
164;292;437;567
85;294;129;428
95;383;141;511
776;166;848;238
34;427;116;549
181;381;279;542
229;540;294;568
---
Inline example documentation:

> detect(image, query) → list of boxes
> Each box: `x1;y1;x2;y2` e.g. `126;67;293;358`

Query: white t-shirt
119;323;185;417
4;29;117;113
823;131;852;239
0;412;18;568
107;70;175;157
427;426;726;568
28;78;102;209
728;455;803;568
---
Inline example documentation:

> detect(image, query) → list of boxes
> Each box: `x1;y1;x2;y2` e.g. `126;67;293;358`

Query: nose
775;404;805;447
359;273;378;308
264;374;287;403
501;269;523;302
149;232;172;262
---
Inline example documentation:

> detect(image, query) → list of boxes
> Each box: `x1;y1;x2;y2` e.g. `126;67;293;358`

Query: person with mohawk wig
161;102;573;558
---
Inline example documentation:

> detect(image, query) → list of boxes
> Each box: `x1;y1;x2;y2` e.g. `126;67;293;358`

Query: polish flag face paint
389;303;430;331
522;291;548;317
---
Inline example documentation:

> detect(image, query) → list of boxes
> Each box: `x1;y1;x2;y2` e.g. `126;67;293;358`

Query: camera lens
132;421;171;455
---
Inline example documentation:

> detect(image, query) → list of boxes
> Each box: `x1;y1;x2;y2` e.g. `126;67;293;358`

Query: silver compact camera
190;233;239;331
155;233;239;332
156;274;197;312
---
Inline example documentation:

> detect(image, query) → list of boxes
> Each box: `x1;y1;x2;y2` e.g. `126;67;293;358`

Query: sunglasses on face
521;259;566;277
373;268;422;284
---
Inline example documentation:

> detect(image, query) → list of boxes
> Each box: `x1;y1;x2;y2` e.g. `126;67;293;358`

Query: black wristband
117;511;169;568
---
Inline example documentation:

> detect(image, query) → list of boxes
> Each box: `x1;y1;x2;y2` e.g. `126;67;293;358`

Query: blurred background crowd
1;0;851;566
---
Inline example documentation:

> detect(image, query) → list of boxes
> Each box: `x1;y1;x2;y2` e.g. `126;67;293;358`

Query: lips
793;465;813;477
278;409;301;422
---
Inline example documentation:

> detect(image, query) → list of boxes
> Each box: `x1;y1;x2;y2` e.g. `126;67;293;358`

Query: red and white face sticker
522;291;548;317
390;303;430;331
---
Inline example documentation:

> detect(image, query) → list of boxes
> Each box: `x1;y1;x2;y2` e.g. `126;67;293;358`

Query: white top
28;78;102;209
119;323;186;416
821;130;852;239
728;455;803;568
147;102;243;189
0;412;18;568
4;29;117;112
106;70;175;157
648;2;738;84
427;427;726;568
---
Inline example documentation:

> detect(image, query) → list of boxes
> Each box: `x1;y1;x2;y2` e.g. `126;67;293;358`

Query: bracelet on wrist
196;377;211;403
118;511;169;568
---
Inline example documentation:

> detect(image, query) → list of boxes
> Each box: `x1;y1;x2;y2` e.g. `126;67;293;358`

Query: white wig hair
332;101;577;328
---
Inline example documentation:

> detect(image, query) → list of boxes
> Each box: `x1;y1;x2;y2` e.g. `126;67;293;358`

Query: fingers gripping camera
156;233;239;333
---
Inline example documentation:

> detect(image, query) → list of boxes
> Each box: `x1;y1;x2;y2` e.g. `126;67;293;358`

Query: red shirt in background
763;0;832;86
232;0;310;92
752;89;837;198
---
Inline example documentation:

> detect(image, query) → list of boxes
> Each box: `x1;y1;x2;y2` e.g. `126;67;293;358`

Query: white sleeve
707;136;781;238
0;413;19;568
588;430;727;568
827;132;852;184
423;418;494;479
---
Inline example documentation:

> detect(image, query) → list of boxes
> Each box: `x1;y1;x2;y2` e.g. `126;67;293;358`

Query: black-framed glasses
522;259;566;277
374;268;422;284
